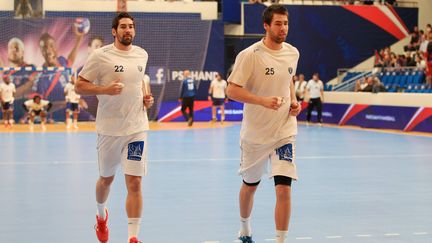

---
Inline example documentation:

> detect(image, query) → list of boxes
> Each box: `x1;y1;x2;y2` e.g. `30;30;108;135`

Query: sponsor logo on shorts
276;144;293;162
127;141;144;161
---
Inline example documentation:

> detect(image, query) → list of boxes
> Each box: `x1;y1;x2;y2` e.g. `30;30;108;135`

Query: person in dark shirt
178;69;196;126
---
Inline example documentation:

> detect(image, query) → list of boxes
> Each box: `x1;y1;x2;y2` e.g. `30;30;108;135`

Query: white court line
325;235;342;239
2;153;432;166
356;234;372;237
232;240;241;243
295;237;313;240
264;239;276;241
384;233;400;236
413;232;429;235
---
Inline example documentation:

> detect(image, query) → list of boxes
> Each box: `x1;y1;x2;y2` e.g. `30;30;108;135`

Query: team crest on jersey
275;144;293;162
127;141;144;161
137;65;143;72
288;67;293;74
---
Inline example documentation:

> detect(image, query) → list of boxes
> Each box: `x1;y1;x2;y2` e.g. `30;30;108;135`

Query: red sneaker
129;237;142;243
94;209;109;243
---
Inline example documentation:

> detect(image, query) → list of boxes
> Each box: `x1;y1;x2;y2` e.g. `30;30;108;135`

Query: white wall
0;0;218;20
418;0;432;28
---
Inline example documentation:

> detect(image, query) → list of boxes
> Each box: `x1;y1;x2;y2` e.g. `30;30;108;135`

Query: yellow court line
0;121;430;137
0;121;235;133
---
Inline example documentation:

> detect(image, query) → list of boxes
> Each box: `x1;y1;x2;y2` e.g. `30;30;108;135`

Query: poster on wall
14;0;44;19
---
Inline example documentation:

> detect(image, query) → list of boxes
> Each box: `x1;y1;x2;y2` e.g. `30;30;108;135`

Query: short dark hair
112;12;134;30
39;33;54;45
262;4;288;25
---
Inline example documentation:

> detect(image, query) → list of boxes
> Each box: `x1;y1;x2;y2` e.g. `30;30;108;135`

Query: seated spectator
419;33;429;54
415;54;426;69
372;77;386;93
426;23;431;34
355;77;373;92
359;76;374;92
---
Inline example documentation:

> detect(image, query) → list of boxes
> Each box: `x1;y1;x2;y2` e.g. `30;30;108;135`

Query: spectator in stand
358;76;374;92
415;53;426;69
425;24;431;35
406;52;417;67
354;77;368;92
389;52;399;68
398;54;408;67
419;32;429;54
425;40;432;86
372;77;386;93
405;26;421;52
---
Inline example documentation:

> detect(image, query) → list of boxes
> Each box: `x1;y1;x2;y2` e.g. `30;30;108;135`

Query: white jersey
64;82;81;103
79;44;149;136
294;80;307;98
228;39;300;144
0;82;16;103
306;80;324;99
210;79;227;99
24;99;50;111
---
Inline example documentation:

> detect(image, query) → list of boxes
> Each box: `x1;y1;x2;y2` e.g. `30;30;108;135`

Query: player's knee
274;176;292;199
126;176;142;193
99;176;114;187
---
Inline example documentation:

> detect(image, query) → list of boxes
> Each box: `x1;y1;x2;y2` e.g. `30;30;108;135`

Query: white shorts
97;131;148;177
239;136;297;184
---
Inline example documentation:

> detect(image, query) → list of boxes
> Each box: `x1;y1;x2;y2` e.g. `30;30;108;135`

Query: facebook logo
148;66;166;84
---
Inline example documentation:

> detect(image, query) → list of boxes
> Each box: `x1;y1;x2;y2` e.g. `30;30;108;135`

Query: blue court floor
0;124;431;243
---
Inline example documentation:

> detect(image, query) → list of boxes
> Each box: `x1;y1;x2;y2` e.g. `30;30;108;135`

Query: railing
333;68;372;91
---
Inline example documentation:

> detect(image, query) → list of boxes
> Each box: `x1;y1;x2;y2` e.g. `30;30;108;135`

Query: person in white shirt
226;5;301;243
23;95;52;131
64;75;85;129
208;72;228;123
305;73;324;125
294;73;307;101
75;12;154;243
0;76;16;128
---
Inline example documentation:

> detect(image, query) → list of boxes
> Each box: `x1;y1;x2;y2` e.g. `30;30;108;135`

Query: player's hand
144;94;154;109
104;78;124;95
72;24;85;38
289;101;301;116
208;96;212;101
224;98;229;103
260;96;282;110
79;99;88;109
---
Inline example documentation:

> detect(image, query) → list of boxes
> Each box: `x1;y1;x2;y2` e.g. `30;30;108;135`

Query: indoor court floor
0;122;431;243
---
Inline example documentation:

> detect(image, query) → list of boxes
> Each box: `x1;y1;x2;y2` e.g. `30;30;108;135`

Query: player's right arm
75;51;123;96
226;83;279;110
226;49;279;110
75;76;123;96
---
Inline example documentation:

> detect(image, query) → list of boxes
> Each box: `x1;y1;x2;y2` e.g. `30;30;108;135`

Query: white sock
239;216;251;236
276;230;288;243
128;218;142;240
96;202;106;220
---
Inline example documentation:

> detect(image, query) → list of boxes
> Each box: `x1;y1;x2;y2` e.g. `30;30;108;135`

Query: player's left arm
208;83;213;101
289;76;301;116
320;82;325;102
143;78;154;109
67;25;85;66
